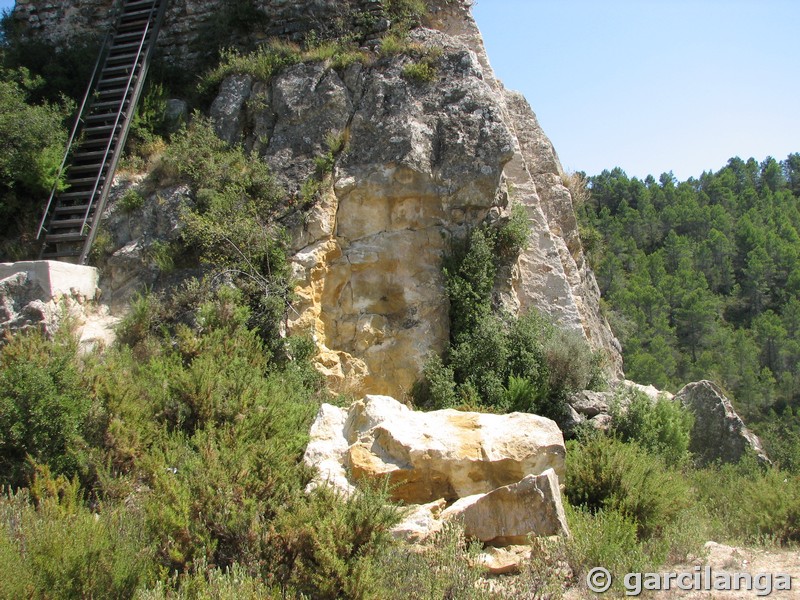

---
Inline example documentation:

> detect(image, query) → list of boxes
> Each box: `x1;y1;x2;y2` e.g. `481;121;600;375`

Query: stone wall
11;0;391;68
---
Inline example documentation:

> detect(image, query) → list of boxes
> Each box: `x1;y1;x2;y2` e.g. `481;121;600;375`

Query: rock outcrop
14;0;623;396
304;395;569;544
204;4;622;396
676;380;770;466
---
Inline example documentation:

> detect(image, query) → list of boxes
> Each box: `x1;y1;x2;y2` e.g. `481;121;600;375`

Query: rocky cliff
13;0;622;397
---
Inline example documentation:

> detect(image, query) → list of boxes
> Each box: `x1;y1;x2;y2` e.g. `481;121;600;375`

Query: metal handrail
79;0;160;232
36;0;126;240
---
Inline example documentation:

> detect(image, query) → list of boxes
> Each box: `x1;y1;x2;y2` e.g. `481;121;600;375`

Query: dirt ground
563;541;800;599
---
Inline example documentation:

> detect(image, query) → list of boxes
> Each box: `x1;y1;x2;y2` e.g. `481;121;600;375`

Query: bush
376;521;490;600
612;389;694;467
0;327;91;488
692;458;800;544
0;479;154;599
269;481;402;600
565;504;651;589
157;116;291;347
565;435;693;539
401;60;436;83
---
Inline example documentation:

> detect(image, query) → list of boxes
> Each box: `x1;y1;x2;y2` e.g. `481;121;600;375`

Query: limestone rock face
18;0;623;396
676;380;770;466
201;7;622;396
304;395;566;504
441;469;569;544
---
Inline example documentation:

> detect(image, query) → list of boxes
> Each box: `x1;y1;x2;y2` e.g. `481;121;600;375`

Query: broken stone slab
676;380;770;466
390;498;446;543
303;395;566;505
0;260;98;301
441;469;570;545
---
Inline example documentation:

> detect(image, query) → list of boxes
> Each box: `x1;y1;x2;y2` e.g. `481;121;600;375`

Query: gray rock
164;99;188;132
676;380;770;466
210;74;253;144
569;390;614;418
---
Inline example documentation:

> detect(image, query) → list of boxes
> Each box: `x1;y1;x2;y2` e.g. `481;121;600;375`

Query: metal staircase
37;0;168;263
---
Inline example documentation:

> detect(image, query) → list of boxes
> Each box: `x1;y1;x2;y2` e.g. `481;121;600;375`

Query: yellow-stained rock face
288;165;458;397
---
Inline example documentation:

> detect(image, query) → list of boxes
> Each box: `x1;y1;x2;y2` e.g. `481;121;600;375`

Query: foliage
565;435;693;539
0;478;155;599
0;327;91;489
0;66;71;257
692;458;800;544
564;504;651;590
376;521;491;600
200;38;368;97
157;116;291;348
269;481;402;600
402;60;436;83
414;207;603;421
578;156;800;459
119;188;146;213
611;389;694;467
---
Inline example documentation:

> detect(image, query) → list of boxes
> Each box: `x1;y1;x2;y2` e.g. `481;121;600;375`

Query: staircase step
90;98;130;111
120;7;156;20
105;52;139;65
109;39;146;53
123;0;160;10
70;149;110;161
49;218;88;229
68;162;105;174
83;123;121;135
84;112;120;125
112;29;148;44
96;88;128;100
101;63;135;77
98;75;137;88
67;176;105;186
54;203;91;214
45;232;88;243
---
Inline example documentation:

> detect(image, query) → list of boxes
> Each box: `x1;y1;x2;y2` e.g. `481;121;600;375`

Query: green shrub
612;389;694;467
565;504;650;589
692;459;800;544
269;481;402;600
402;60;436;83
158;116;291;347
376;520;490;600
0;327;91;488
565;435;693;539
0;481;154;599
119;188;146;213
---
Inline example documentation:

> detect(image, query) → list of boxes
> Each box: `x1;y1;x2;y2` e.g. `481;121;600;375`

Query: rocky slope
13;0;623;397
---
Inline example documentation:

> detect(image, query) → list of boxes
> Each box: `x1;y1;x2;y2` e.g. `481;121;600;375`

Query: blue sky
472;0;800;180
3;0;797;180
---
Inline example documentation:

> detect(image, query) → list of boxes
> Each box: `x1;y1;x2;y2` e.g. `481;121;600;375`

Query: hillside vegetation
576;156;800;470
1;4;800;598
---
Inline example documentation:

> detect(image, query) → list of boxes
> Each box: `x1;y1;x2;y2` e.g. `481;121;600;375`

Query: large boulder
676;380;770;466
304;395;566;504
441;469;569;544
304;395;570;546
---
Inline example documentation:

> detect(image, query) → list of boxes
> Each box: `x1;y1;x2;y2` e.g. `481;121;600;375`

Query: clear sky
472;0;800;180
3;0;797;180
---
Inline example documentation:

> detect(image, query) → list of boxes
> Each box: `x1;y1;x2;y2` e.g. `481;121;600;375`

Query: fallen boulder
304;395;570;546
441;469;569;544
304;395;566;504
